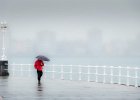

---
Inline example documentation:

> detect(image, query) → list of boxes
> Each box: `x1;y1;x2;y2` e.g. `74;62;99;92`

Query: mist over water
0;0;140;66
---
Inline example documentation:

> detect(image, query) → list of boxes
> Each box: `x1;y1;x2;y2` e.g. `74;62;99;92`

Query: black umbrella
36;55;50;61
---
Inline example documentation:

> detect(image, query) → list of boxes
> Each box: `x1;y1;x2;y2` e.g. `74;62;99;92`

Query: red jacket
34;59;44;71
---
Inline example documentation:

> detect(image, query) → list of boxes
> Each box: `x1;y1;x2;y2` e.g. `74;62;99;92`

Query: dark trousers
37;70;43;82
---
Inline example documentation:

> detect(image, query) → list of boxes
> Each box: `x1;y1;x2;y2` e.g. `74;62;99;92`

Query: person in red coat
34;59;44;84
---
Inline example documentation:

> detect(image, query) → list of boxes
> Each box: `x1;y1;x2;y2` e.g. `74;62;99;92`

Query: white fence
8;64;140;87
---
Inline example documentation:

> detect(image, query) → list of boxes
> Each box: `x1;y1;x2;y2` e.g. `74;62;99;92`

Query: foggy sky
0;0;140;58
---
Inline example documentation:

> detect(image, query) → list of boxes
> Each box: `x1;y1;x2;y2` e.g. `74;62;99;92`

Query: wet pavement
0;76;140;100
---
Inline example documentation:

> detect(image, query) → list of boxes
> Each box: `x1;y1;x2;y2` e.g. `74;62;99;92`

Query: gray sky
0;0;140;58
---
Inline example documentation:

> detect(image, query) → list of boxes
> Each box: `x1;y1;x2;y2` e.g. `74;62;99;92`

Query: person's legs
40;71;43;78
37;70;43;84
37;70;40;83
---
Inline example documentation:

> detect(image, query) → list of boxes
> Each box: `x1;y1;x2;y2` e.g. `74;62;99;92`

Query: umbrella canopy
36;55;50;61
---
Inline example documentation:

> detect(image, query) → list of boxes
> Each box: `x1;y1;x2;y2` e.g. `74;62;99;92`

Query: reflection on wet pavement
0;76;140;100
37;84;43;91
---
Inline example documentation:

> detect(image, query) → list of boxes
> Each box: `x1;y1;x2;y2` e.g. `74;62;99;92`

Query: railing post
0;65;2;75
28;64;31;77
110;66;113;84
12;63;15;77
118;66;121;84
87;65;90;82
78;65;82;81
20;64;23;76
70;65;73;80
135;67;138;87
126;66;130;86
95;66;98;82
103;66;106;83
61;65;64;80
52;64;55;79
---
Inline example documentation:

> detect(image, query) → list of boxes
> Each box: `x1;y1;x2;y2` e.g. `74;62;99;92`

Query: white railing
8;64;140;87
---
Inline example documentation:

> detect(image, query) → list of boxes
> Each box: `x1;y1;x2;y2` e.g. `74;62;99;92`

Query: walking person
34;55;50;84
34;59;44;84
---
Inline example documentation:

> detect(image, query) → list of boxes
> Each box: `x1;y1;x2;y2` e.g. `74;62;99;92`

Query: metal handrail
9;64;140;87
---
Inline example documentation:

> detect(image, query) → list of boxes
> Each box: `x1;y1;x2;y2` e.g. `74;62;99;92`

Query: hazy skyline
0;0;140;59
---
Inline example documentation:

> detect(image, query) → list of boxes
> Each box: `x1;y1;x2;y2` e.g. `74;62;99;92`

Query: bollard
0;60;9;76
